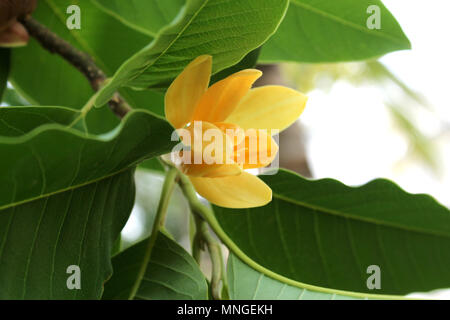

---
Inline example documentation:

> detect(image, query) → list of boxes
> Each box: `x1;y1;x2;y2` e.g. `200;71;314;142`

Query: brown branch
19;16;131;118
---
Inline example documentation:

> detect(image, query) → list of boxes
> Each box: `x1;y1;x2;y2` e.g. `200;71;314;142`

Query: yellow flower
165;55;307;209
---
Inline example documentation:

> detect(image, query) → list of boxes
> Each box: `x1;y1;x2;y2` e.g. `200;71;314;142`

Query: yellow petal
189;172;272;208
178;121;242;178
235;129;279;169
192;69;262;123
180;161;242;178
165;55;212;128
226;86;308;133
214;122;246;147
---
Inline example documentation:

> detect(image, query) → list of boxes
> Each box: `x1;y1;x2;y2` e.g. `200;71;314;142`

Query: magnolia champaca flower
165;55;307;209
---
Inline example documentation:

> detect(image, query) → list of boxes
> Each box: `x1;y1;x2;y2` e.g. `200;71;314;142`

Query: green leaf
103;232;208;300
0;49;9;101
0;106;80;136
95;0;289;106
139;158;165;173
0;107;176;299
210;47;262;84
120;88;166;118
228;255;369;300
0;168;135;299
215;169;450;295
92;0;185;37
0;107;175;211
260;0;411;63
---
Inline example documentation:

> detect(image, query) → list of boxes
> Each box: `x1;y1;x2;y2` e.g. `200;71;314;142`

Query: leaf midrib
91;0;157;37
0;167;130;212
272;191;450;239
290;0;409;46
229;255;360;300
126;0;211;85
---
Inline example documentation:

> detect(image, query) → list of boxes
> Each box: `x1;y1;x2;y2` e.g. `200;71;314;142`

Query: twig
178;174;224;300
19;16;131;118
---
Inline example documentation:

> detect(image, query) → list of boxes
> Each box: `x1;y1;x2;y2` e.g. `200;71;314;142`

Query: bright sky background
302;0;450;207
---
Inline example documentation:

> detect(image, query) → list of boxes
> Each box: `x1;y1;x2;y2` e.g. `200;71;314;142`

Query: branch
178;174;225;300
20;16;131;118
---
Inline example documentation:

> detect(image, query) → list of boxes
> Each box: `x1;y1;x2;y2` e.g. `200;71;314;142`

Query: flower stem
128;167;179;300
177;174;223;299
193;213;223;300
